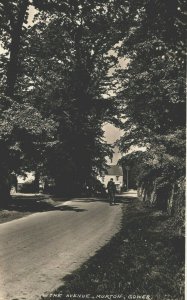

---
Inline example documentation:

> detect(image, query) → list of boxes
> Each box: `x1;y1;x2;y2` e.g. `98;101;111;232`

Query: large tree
116;0;185;152
0;0;57;205
117;0;185;211
19;0;127;195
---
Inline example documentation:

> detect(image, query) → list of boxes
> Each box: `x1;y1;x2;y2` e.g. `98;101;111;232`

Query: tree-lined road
0;198;122;300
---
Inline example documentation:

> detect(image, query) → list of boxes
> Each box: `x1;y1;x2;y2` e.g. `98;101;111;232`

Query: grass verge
0;194;66;224
0;209;30;224
42;199;184;300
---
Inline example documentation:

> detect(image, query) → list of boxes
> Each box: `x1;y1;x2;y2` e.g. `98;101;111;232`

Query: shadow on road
7;192;137;214
8;195;87;213
117;198;133;204
72;195;137;205
61;205;87;212
72;198;108;203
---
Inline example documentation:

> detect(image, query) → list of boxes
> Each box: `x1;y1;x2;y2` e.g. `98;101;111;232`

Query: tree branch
0;0;15;29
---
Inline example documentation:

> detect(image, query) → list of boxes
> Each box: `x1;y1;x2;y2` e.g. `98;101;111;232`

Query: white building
98;165;123;192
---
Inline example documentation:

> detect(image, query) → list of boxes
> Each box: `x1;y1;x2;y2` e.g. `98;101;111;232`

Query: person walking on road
107;178;116;205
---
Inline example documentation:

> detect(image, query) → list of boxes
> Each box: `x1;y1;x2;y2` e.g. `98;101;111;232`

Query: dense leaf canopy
117;0;185;199
0;0;185;201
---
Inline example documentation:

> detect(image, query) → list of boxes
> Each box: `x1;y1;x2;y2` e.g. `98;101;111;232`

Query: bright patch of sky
0;42;5;54
103;123;123;164
28;5;37;25
102;45;130;163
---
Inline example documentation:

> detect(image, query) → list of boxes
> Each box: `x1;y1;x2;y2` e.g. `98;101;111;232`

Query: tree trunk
0;1;29;208
0;143;12;207
34;171;40;193
6;0;29;98
0;173;12;208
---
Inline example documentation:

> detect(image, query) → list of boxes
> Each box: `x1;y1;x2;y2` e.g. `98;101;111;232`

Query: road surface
0;197;123;300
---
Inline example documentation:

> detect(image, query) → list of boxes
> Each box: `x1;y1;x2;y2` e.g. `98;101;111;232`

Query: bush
18;182;37;193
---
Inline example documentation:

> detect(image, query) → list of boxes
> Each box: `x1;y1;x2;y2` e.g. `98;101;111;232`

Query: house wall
17;172;35;184
98;175;123;189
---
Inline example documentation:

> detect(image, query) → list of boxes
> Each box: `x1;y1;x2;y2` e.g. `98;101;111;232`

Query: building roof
106;165;123;176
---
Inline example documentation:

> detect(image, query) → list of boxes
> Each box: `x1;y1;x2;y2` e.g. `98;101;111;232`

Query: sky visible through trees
0;5;125;156
0;0;185;204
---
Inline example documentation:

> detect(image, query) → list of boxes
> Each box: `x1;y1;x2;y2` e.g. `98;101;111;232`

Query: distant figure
107;178;116;205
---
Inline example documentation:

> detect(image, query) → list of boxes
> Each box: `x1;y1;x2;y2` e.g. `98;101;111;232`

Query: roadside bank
42;196;184;300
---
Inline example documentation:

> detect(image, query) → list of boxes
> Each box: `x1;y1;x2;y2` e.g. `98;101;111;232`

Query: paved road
0;197;123;300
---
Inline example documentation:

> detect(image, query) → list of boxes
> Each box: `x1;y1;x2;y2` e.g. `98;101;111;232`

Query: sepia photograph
0;1;185;300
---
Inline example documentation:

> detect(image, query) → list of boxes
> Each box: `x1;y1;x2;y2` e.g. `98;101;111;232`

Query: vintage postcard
0;1;185;300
